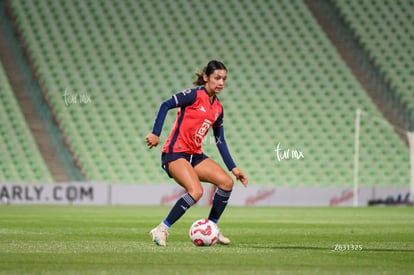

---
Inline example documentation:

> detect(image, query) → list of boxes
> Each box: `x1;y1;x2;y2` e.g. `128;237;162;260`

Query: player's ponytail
193;60;227;85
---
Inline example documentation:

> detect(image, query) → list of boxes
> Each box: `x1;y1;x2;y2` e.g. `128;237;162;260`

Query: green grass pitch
0;205;413;274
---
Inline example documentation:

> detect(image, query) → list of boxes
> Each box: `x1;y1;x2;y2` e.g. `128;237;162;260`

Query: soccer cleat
150;224;169;246
217;230;231;245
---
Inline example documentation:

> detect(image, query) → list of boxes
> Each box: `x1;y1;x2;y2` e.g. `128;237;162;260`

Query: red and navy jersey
163;87;222;154
151;86;236;170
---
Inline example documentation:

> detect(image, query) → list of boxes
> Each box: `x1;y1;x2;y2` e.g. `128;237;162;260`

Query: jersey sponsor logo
194;119;212;146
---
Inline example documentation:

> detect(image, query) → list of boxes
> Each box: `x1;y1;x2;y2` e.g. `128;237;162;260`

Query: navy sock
163;193;196;227
208;188;232;224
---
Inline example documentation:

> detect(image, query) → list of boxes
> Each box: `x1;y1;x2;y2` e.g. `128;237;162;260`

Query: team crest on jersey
215;112;219;120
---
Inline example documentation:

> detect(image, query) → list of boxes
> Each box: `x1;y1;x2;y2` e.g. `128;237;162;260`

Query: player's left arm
213;114;248;187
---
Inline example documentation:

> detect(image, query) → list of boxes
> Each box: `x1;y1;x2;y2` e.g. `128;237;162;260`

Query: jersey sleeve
172;88;197;107
151;88;197;136
151;97;176;136
213;111;237;171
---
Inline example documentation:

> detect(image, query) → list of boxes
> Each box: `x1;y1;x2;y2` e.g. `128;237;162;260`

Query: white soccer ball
189;219;219;246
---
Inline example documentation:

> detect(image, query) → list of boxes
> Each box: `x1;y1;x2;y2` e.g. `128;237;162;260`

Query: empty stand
334;0;414;118
0;62;53;182
5;0;410;186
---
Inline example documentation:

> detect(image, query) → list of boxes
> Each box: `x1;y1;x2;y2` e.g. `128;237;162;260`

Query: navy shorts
161;152;208;178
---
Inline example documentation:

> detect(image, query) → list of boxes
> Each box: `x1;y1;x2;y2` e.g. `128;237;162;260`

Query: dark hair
193;60;228;85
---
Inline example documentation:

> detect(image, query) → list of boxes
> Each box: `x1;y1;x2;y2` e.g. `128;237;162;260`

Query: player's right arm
146;89;197;149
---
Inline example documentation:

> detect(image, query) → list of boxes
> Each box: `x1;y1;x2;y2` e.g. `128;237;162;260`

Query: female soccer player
146;60;248;246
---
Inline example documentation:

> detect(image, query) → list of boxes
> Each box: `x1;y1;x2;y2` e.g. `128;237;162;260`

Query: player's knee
188;187;203;201
220;175;234;191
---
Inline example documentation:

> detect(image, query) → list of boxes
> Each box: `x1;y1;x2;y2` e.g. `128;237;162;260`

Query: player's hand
231;168;248;187
146;133;160;149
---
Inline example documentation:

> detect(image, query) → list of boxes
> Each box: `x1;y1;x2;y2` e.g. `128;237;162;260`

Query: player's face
204;69;227;95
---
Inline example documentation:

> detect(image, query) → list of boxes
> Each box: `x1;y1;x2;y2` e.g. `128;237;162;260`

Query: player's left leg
194;158;234;244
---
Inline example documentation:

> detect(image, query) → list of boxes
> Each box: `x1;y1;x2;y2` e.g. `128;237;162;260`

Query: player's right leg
168;158;204;201
150;158;203;246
